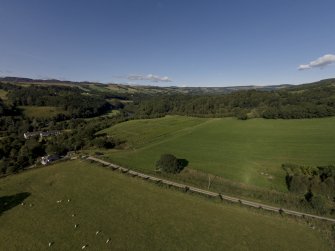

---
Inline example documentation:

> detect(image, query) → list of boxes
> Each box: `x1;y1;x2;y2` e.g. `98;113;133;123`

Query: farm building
39;130;60;137
41;155;60;165
24;130;60;139
23;131;41;139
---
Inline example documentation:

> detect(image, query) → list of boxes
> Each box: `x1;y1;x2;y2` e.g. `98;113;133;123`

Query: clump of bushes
156;154;188;174
282;163;335;214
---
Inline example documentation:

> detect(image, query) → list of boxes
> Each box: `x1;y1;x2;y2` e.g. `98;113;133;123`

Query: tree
155;154;188;174
0;158;7;174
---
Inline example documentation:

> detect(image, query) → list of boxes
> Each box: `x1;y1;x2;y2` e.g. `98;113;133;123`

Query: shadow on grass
0;192;31;216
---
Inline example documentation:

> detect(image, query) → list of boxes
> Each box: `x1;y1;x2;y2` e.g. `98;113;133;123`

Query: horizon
1;74;334;88
0;0;334;87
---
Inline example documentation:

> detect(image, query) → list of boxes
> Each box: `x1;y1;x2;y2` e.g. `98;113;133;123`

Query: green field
0;160;330;250
102;116;335;191
19;106;69;118
102;109;121;118
0;89;8;100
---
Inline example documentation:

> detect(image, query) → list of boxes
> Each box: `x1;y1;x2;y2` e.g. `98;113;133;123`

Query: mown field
19;106;69;118
102;116;335;191
0;160;331;250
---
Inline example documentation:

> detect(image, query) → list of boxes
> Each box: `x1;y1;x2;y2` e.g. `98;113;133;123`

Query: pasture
0;89;8;100
102;116;335;191
0;160;330;250
19;106;69;118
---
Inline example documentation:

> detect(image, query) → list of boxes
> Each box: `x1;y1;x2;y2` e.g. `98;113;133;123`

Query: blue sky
0;0;334;87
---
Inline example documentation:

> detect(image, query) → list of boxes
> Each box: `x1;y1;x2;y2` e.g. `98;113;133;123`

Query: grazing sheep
81;244;88;249
106;238;111;244
74;224;79;229
71;214;76;217
95;230;101;235
29;203;33;207
21;202;25;206
56;200;62;203
48;242;54;247
67;199;71;202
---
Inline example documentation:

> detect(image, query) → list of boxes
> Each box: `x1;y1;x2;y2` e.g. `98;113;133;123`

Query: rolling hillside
0;160;331;250
102;116;335;191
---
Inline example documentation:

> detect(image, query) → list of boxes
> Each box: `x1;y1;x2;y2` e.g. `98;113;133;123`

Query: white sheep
81;244;88;249
48;242;54;247
95;230;101;235
106;238;111;244
74;224;79;228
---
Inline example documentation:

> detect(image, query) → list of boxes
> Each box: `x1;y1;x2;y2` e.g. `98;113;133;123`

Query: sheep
56;200;62;203
67;199;71;202
48;242;54;247
71;214;76;217
106;238;111;244
81;244;88;249
95;230;101;235
74;224;79;229
29;203;33;207
21;202;25;206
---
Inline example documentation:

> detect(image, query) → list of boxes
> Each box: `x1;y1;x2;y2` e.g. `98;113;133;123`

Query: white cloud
127;74;172;82
298;54;335;70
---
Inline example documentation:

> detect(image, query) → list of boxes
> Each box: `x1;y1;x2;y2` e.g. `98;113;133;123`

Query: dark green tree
156;154;188;174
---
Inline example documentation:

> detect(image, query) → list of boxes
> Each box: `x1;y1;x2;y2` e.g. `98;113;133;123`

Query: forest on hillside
1;78;335;174
130;79;335;119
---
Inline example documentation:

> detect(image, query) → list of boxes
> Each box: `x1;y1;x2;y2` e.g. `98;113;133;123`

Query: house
41;155;60;165
24;130;60;140
23;131;41;139
39;130;60;138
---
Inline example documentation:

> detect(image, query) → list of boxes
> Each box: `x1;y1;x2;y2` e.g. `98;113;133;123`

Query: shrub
156;154;188;174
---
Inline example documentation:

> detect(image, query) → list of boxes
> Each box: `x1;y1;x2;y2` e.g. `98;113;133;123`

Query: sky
0;0;334;87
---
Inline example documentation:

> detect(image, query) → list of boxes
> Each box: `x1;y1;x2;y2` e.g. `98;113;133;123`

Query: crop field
19;106;69;118
0;160;330;250
102;116;335;191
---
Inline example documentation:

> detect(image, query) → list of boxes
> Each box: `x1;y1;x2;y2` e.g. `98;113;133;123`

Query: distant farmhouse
41;155;60;165
23;131;40;139
24;130;60;140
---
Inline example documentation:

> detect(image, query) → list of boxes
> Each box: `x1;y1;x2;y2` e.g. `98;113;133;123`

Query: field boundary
86;156;335;223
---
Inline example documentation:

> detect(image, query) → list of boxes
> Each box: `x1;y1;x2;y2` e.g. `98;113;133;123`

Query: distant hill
0;76;334;95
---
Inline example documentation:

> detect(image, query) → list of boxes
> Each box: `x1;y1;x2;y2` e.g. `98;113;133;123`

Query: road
87;156;335;223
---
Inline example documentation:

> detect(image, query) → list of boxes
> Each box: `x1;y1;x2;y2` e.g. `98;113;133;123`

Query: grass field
0;160;331;250
0;89;8;100
102;109;121;118
101;116;335;191
19;106;69;118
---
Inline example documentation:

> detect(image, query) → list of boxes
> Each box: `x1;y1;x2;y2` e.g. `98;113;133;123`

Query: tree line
282;163;335;214
129;80;335;119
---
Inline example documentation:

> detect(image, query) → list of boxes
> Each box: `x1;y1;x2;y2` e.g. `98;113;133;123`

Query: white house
41;155;60;165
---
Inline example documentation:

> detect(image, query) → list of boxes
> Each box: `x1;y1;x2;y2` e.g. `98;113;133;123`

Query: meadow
19;106;69;118
0;89;8;100
102;116;335;191
0;160;331;250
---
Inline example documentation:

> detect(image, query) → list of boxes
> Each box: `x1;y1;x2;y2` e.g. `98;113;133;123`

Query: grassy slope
0;89;8;100
19;106;69;118
0;160;330;250
103;116;335;191
101;115;207;148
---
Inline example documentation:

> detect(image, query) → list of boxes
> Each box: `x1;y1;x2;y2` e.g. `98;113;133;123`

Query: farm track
87;156;335;223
